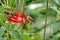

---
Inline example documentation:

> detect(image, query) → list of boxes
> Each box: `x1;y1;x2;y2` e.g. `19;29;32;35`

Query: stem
44;0;48;40
16;0;25;12
6;0;8;6
26;23;31;40
21;0;25;12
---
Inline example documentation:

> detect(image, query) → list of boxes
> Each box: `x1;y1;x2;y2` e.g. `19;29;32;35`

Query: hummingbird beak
27;16;35;23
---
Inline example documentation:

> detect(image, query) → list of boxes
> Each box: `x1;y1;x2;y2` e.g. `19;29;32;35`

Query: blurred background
0;0;60;40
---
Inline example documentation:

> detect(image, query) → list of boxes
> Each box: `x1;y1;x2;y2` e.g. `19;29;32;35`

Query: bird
4;10;35;29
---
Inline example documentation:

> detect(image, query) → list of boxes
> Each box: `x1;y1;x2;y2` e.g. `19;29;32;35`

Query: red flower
13;12;25;18
7;12;29;24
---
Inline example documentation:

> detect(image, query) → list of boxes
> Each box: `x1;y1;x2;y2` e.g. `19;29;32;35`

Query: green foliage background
0;0;60;40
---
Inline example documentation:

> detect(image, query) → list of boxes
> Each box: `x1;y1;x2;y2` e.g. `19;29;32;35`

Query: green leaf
4;23;22;40
51;20;60;32
40;20;60;40
30;33;41;40
0;13;6;22
0;37;8;40
8;0;15;7
53;0;60;6
0;6;5;13
23;35;31;40
0;26;5;37
10;30;22;40
26;23;30;31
